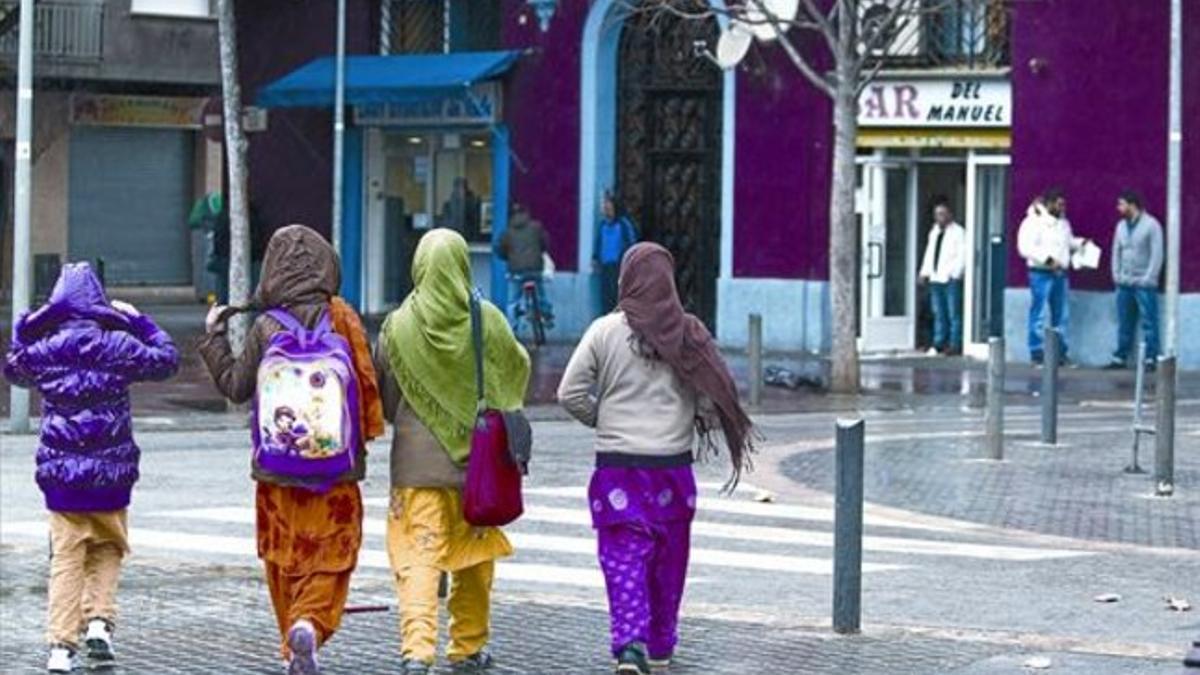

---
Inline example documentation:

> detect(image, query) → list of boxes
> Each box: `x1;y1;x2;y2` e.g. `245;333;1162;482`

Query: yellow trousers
46;511;129;647
386;488;511;665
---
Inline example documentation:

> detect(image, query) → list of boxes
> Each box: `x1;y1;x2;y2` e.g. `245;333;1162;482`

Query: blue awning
257;50;521;108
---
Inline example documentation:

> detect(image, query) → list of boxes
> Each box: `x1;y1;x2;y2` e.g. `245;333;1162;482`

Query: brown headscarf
618;243;755;488
256;224;340;307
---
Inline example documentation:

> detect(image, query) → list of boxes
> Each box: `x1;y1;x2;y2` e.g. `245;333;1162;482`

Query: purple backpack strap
313;310;332;336
267;308;304;332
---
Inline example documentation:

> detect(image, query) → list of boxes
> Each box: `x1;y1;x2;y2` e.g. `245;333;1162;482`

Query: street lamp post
8;0;35;434
331;0;347;255
1155;0;1182;496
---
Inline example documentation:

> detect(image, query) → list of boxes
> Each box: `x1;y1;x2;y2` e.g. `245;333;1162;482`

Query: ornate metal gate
617;4;722;327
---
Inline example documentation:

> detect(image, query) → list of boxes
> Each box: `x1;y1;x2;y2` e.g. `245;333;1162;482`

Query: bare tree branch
774;32;838;97
856;51;890;96
859;0;918;58
796;0;839;52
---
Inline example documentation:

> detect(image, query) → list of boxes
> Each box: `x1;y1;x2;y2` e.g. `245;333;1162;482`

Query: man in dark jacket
498;204;554;329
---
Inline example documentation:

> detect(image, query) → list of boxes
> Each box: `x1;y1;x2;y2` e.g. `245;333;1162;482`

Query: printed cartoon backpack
252;309;361;488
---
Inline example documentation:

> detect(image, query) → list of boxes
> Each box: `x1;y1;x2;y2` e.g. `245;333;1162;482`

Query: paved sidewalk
7;303;1200;419
0;546;1180;674
780;429;1200;550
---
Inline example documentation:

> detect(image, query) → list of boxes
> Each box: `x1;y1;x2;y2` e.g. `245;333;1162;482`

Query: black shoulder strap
469;289;485;410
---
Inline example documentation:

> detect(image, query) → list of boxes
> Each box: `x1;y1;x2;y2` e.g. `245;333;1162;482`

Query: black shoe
400;659;431;675
1144;360;1157;373
1031;353;1044;368
615;644;651;675
451;649;495;672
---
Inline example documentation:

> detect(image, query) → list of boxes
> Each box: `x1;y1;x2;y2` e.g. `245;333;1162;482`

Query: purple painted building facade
240;0;1198;367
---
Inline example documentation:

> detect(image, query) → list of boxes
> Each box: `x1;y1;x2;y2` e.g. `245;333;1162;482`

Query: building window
381;131;493;244
130;0;212;19
864;0;1009;69
381;0;500;54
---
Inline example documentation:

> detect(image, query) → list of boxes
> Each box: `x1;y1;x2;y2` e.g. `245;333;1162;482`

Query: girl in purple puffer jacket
4;262;179;673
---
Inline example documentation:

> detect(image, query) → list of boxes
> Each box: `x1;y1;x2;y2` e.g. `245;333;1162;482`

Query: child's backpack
252;309;361;488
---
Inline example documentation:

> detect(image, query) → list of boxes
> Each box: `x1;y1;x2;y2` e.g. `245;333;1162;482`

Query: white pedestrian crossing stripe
1;484;1090;591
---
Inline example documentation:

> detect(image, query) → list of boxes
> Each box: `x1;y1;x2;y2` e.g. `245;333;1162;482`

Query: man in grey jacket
1106;190;1164;369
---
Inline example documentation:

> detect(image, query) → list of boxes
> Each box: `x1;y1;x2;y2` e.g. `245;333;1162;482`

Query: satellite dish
715;24;753;69
738;0;797;42
763;0;800;23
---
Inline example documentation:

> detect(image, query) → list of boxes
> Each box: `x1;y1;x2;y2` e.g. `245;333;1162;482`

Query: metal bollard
1041;326;1059;445
1155;355;1177;496
985;337;1005;460
833;418;865;635
748;313;763;407
1127;341;1151;474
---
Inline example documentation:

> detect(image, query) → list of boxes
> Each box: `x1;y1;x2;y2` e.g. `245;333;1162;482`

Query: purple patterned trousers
589;464;696;659
597;519;691;659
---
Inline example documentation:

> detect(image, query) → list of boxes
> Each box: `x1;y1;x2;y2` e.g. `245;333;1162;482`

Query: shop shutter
68;127;194;285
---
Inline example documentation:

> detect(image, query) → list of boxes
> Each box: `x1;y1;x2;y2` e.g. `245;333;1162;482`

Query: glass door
363;130;494;314
859;159;918;352
964;154;1011;358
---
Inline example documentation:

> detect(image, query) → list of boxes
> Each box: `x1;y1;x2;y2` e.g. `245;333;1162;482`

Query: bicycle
508;273;551;348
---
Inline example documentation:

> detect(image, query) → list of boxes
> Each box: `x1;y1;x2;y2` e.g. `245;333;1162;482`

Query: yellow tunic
385;487;512;572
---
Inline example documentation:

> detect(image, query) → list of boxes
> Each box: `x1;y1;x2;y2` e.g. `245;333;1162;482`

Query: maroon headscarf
618;243;755;488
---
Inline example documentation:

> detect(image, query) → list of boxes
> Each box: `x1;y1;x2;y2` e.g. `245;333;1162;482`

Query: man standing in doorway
1106;190;1163;370
1017;188;1080;365
918;199;966;355
593;192;639;315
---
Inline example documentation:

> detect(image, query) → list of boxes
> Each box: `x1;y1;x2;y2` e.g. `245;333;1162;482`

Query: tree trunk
828;87;860;393
216;0;251;355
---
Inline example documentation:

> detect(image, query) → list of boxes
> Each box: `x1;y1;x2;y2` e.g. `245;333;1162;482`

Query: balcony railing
0;1;105;62
864;0;1009;70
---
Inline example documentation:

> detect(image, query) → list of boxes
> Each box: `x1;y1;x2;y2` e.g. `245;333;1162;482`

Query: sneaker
1031;353;1044;367
1185;640;1200;667
1144;360;1157;373
400;659;432;674
615;643;651;675
925;347;941;356
286;621;320;675
84;618;115;669
1103;358;1127;370
647;652;673;670
451;648;495;672
46;644;74;673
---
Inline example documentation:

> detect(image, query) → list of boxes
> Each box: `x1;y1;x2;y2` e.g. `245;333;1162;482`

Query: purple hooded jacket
4;263;179;512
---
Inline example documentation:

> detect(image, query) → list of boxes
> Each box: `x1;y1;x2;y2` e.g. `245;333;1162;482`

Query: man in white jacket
1016;188;1082;365
918;200;966;355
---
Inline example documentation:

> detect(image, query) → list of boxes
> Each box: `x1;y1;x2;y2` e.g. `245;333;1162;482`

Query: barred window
381;0;500;55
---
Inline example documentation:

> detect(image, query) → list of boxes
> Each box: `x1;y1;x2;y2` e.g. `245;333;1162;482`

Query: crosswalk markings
1;483;1091;592
155;498;1088;564
0;520;607;589
134;508;904;575
519;486;980;534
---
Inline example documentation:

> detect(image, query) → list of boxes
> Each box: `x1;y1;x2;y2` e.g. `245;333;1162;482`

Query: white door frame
963;152;1012;359
856;151;919;352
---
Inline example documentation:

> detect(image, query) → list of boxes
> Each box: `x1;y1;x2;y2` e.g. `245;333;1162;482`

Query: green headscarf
381;228;530;464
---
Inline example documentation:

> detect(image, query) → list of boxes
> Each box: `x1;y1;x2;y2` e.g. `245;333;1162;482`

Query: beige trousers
46;510;129;647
